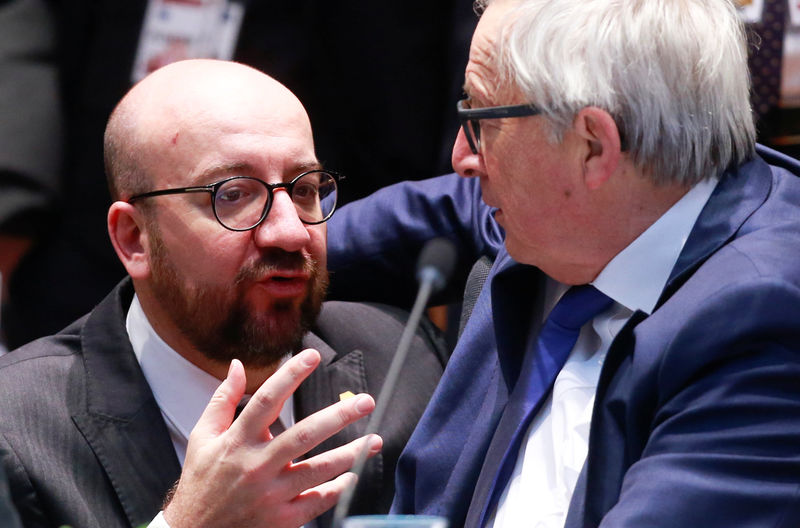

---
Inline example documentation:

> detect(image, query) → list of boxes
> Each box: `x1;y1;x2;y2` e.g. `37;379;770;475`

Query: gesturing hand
163;349;382;528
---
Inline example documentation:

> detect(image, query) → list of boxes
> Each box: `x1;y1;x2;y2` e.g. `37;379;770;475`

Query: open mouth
253;273;310;299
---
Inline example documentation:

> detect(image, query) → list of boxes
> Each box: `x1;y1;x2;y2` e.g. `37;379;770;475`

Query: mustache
234;249;317;284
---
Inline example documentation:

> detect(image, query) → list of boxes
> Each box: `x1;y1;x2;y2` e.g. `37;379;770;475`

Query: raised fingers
190;358;246;442
234;349;321;441
270;393;376;463
289;472;359;526
279;434;383;500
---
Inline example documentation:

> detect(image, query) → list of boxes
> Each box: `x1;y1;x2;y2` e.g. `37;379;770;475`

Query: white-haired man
327;0;800;526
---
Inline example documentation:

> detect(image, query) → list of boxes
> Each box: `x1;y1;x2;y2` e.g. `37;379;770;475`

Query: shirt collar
592;176;719;314
126;295;296;444
126;295;222;443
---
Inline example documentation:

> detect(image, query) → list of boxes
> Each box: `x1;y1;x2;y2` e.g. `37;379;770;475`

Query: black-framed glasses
457;98;542;154
127;169;344;231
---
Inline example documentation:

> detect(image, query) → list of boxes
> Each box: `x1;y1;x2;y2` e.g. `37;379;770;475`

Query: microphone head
416;237;457;293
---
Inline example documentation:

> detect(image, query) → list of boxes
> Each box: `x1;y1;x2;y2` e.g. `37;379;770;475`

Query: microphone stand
331;274;435;528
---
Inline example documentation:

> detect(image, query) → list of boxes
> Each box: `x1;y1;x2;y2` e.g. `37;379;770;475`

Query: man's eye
293;182;319;200
218;188;249;203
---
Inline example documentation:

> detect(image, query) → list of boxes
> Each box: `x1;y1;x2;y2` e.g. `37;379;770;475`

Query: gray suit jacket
0;279;446;527
0;463;22;528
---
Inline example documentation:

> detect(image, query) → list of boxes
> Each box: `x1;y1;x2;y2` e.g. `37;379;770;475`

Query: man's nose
452;127;485;178
252;190;310;252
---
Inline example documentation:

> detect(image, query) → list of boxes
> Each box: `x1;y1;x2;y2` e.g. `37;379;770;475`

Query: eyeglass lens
466;119;480;153
213;171;337;230
459;99;481;154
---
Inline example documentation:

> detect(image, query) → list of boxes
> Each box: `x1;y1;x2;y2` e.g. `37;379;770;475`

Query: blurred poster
789;0;800;26
781;28;800;105
737;0;765;23
132;0;245;82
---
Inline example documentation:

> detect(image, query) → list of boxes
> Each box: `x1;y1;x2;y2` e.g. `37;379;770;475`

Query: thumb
190;358;246;442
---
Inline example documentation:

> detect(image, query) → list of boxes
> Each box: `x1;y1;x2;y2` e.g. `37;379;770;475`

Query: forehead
464;0;514;103
147;93;317;186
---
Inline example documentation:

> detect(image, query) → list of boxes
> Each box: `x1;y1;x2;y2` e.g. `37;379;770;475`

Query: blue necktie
480;284;614;526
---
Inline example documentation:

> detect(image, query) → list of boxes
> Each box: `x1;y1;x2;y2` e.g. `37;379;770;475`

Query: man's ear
573;107;622;190
108;201;151;279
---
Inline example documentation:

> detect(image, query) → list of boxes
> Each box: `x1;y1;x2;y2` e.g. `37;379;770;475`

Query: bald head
104;59;312;201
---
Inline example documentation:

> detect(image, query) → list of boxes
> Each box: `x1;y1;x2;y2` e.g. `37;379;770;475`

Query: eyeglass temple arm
127;186;212;203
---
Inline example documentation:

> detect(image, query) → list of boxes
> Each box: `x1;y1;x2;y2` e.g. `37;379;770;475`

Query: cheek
308;225;327;267
495;172;557;241
172;230;249;283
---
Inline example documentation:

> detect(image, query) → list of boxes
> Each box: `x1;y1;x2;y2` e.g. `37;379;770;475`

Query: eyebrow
195;160;324;184
195;162;252;184
292;160;324;175
461;82;486;108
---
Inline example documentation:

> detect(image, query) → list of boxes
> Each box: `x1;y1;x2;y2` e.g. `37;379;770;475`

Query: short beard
147;226;327;369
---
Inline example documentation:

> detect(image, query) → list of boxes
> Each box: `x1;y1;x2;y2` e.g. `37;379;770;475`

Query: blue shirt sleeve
326;173;504;308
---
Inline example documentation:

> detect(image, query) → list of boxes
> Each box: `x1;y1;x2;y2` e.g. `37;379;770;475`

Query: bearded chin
148;232;328;369
213;271;328;368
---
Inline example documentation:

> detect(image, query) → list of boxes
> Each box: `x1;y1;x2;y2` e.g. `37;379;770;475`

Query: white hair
479;0;755;185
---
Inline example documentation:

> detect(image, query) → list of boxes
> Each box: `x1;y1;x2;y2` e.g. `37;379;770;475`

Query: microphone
416;237;458;294
331;237;457;528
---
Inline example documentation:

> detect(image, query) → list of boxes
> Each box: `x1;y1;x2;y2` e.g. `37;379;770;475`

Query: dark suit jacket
326;145;800;527
0;279;446;528
0;463;22;528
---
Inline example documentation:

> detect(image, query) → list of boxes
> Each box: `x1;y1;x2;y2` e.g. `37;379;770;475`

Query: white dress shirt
126;297;297;528
126;295;295;464
489;176;719;528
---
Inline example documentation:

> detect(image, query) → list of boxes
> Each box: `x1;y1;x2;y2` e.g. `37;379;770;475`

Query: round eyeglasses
127;169;344;231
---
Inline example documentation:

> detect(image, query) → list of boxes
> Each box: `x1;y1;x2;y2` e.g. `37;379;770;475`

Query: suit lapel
297;332;372;528
70;280;181;527
393;255;510;522
659;157;771;307
567;310;647;528
466;257;546;527
297;332;370;456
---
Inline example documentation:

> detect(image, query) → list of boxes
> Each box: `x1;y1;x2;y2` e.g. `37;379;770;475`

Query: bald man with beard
0;59;446;528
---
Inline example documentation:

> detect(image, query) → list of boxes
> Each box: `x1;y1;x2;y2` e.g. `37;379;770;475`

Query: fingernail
369;434;383;453
228;359;237;377
301;350;317;367
355;395;374;414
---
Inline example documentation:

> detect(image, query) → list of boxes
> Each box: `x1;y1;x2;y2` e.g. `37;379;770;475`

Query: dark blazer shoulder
0;318;86;415
0;279;178;528
314;300;449;368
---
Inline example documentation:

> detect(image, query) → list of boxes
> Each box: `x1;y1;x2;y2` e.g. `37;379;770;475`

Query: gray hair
480;0;755;185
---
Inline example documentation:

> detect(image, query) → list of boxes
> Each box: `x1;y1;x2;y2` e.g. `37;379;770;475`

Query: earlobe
574;107;622;190
108;202;151;279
